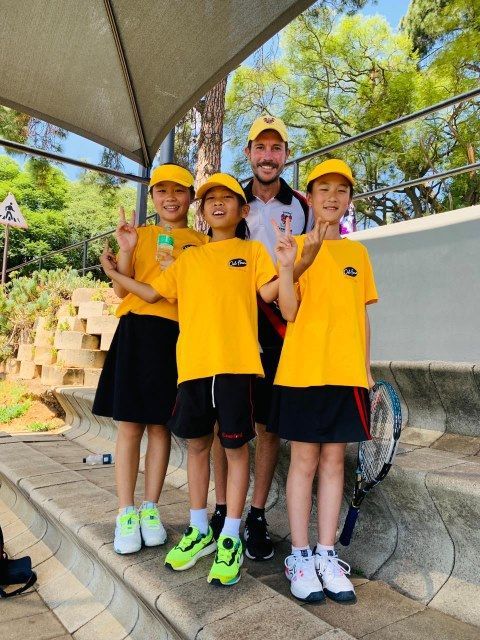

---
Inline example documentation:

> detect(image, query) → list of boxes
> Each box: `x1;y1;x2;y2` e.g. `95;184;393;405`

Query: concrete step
41;365;85;386
86;315;119;335
56;349;105;369
72;287;121;306
33;346;57;366
52;386;480;631
0;433;352;640
18;360;41;380
17;343;35;361
2;429;479;640
54;331;100;351
76;302;109;319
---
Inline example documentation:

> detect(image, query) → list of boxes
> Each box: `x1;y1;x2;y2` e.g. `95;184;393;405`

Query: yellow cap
306;159;355;189
247;115;288;142
196;173;247;203
149;164;194;189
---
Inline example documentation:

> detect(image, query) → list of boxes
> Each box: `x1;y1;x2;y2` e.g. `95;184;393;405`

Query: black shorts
267;385;371;444
254;347;282;425
168;374;256;449
92;313;179;425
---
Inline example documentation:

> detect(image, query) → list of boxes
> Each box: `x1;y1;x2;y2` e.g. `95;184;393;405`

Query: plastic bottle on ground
83;453;115;465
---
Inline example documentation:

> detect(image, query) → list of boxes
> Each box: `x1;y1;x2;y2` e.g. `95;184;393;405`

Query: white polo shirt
244;178;313;259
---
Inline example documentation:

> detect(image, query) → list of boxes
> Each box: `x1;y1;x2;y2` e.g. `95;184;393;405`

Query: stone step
41;365;85;386
17;343;35;361
33;346;56;366
54;331;99;351
57;349;105;369
18;359;41;380
52;385;480;631
86;315;119;335
34;329;55;348
72;287;121;306
56;303;77;319
76;301;109;319
56;316;86;332
83;368;102;388
99;333;114;351
0;434;353;640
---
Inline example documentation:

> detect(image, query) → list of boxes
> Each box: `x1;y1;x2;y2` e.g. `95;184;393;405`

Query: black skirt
267;384;371;444
92;313;179;424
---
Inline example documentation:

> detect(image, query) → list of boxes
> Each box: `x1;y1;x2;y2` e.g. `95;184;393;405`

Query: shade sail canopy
0;0;313;167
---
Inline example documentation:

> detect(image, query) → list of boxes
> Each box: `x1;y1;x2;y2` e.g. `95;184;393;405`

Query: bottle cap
157;234;174;247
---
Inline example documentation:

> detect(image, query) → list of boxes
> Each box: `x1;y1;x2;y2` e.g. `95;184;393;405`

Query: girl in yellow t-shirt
100;173;279;587
93;164;207;556
269;160;378;605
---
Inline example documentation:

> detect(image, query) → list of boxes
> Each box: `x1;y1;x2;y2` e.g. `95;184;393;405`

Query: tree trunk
194;77;228;233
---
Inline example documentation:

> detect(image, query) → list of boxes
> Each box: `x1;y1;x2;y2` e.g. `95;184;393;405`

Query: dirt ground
0;379;66;434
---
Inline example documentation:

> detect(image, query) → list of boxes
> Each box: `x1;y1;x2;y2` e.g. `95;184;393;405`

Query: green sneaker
164;526;216;571
207;534;244;586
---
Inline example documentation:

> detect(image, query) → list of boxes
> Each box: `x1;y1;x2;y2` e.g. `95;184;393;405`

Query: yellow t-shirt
275;236;378;389
150;238;277;384
116;226;208;321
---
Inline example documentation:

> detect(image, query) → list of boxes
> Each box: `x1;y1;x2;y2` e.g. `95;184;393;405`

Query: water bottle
83;453;114;465
156;227;174;268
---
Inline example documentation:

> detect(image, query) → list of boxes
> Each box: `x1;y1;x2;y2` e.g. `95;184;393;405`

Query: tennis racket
339;380;402;546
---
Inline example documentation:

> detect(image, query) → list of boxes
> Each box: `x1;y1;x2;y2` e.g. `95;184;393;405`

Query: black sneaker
244;511;274;560
209;507;226;541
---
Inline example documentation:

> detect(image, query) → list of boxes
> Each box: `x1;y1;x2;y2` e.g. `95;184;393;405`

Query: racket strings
360;387;395;483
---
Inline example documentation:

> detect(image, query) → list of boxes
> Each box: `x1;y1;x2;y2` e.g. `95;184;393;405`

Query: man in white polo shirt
210;115;315;561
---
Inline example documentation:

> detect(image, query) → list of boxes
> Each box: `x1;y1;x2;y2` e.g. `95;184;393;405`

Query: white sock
141;501;157;510
220;517;241;539
292;545;311;559
316;543;335;556
118;505;136;515
190;508;208;535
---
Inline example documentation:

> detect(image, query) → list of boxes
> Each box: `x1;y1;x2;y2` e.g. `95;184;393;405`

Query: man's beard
253;164;283;185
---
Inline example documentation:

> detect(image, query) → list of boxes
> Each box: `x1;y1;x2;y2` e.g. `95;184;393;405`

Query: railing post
82;238;88;274
136;166;149;226
38;256;42;270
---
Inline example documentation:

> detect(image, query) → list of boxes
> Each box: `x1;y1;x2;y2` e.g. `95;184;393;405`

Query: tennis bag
0;522;37;597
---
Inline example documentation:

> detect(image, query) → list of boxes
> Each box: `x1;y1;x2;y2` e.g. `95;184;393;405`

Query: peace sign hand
100;240;118;276
272;217;297;268
115;206;138;252
300;218;329;267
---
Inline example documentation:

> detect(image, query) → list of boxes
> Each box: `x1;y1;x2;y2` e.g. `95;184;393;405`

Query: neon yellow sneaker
207;534;244;586
164;526;216;571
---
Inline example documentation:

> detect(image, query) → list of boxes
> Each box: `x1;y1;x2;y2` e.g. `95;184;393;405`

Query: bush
0;267;107;362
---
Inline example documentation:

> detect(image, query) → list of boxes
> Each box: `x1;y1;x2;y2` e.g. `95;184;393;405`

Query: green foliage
0;400;31;423
25;421;54;432
0;268;106;362
226;2;480;225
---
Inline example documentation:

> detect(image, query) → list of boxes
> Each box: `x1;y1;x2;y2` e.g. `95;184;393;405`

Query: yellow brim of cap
196;174;247;203
149;165;194;189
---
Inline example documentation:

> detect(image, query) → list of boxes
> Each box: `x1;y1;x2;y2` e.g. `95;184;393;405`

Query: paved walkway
1;431;479;640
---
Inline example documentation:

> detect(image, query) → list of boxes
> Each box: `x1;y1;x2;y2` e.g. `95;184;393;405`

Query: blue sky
3;0;411;181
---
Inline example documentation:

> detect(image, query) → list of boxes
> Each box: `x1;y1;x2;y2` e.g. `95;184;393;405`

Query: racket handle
339;506;360;546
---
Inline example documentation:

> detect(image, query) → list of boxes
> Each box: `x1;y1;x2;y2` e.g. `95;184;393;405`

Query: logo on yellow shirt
229;258;247;268
344;266;358;277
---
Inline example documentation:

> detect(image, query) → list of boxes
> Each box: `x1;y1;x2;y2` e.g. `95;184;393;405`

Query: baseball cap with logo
149;164;194;189
196;173;247;203
247;115;288;143
306;159;355;189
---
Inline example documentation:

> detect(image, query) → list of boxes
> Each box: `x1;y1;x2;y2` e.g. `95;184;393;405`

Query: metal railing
4;87;480;278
